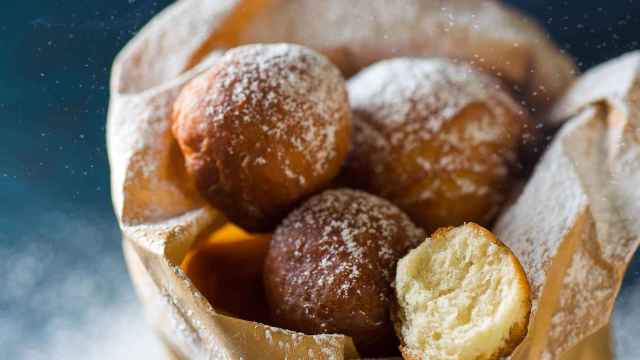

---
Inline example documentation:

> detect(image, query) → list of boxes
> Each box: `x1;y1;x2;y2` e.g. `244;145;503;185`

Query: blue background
1;1;639;358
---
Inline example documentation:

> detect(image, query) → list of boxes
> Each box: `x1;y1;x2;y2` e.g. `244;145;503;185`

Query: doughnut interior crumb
394;223;530;360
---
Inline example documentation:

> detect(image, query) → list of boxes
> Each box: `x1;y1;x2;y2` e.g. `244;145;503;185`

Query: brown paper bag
495;51;640;359
107;0;635;358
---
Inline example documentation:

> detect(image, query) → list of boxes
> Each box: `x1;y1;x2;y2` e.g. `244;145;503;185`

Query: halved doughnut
394;223;531;360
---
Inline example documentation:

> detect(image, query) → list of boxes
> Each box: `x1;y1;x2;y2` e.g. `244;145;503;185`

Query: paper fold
496;51;640;359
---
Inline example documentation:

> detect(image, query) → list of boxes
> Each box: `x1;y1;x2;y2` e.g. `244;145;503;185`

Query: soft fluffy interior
395;225;527;360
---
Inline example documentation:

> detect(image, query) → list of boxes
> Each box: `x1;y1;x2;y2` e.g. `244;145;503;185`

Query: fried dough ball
172;43;351;231
343;58;536;233
394;223;531;360
181;224;271;322
263;189;424;357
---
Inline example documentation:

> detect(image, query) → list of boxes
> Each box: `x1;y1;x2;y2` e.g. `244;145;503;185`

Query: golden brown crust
394;223;531;360
343;58;538;233
172;43;351;231
264;189;424;357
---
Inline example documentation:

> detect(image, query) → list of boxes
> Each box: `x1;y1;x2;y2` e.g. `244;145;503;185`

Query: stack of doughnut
174;43;533;358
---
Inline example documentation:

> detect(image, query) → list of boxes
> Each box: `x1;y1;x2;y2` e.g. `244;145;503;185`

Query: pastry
343;58;536;233
172;43;351;231
263;189;424;356
394;223;531;360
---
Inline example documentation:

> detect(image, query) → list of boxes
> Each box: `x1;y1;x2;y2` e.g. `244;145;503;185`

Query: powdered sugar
495;127;588;303
345;58;527;228
348;58;520;152
275;189;424;287
265;189;424;345
201;43;348;180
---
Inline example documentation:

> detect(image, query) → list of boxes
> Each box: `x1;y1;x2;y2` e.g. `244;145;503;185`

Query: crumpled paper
107;0;631;358
495;51;640;359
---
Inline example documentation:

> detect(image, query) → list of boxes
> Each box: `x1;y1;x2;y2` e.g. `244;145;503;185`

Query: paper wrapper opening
106;0;634;358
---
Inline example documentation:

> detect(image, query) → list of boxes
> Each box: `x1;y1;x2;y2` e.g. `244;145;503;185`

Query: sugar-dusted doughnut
394;223;531;360
343;58;537;233
172;43;351;231
263;189;424;356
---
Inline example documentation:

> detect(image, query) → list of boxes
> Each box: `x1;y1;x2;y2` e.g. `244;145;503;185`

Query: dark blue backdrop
1;1;639;358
